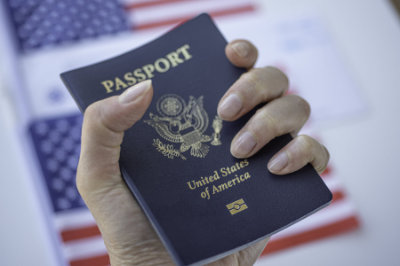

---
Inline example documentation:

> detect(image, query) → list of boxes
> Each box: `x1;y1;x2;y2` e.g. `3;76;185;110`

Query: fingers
220;40;288;121
218;66;289;121
224;40;328;177
268;135;330;175
230;94;310;158
77;80;153;193
225;39;258;68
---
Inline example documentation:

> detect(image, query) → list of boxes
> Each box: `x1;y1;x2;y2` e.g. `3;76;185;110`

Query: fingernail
231;42;250;57
119;80;152;104
268;152;288;173
231;131;256;157
218;94;242;119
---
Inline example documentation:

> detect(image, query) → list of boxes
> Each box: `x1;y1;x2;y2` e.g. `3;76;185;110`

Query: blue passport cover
61;14;332;266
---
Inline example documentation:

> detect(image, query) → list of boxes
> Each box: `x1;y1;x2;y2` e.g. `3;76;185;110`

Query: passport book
61;14;332;266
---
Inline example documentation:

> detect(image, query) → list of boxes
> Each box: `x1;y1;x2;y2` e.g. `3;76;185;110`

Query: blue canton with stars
29;113;86;213
5;0;129;51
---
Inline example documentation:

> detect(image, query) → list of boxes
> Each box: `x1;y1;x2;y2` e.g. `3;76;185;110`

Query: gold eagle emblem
144;94;222;159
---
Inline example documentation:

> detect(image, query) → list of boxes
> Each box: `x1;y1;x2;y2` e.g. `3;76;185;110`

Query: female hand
77;40;329;265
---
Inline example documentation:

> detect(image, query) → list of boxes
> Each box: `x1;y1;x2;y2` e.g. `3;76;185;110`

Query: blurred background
0;0;399;265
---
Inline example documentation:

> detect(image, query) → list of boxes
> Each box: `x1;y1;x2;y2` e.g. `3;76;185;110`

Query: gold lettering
134;68;146;82
212;185;219;194
100;44;194;93
195;180;203;187
240;159;249;168
200;176;209;185
142;64;155;78
231;178;237;186
235;177;240;184
115;77;128;91
166;51;184;67
220;160;250;177
213;170;220;180
177;44;192;60
230;164;238;173
101;80;114;93
220;167;228;177
244;172;250;179
187;181;196;190
218;183;228;191
154;58;170;73
209;172;251;196
124;72;136;86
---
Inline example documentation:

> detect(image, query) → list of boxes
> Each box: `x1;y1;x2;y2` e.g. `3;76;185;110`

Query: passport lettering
187;159;251;200
101;44;192;93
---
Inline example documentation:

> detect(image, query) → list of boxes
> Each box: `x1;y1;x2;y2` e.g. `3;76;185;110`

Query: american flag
5;0;255;52
4;0;360;265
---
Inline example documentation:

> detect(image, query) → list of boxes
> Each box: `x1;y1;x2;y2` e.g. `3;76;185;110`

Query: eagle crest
144;94;221;159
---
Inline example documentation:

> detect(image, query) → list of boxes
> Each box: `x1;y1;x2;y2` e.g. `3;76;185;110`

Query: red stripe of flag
209;4;255;19
125;0;190;9
70;254;110;266
321;165;333;177
131;4;255;31
61;225;101;242
331;190;345;202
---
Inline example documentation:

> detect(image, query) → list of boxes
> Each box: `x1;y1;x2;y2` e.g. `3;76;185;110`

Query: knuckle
296;135;314;155
244;68;271;100
264;66;289;91
255;108;280;135
85;102;106;129
296;135;330;173
288;95;311;117
241;70;259;89
88;99;117;134
84;102;98;120
83;101;108;129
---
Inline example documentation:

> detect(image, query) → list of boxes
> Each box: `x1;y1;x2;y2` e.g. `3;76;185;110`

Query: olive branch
153;138;187;160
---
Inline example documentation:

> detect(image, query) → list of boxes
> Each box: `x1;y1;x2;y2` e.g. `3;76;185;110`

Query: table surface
1;0;400;265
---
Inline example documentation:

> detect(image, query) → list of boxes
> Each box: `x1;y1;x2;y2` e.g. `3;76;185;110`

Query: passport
61;14;332;266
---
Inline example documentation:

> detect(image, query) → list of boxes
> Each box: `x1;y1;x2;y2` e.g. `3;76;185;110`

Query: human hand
219;40;330;175
77;40;329;265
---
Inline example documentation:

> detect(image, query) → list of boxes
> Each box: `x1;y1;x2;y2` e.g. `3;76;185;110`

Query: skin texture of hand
77;40;330;266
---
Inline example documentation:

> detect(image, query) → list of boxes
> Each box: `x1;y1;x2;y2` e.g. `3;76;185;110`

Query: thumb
77;80;153;194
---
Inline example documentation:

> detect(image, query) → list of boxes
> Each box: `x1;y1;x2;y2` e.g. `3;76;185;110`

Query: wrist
106;239;174;266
